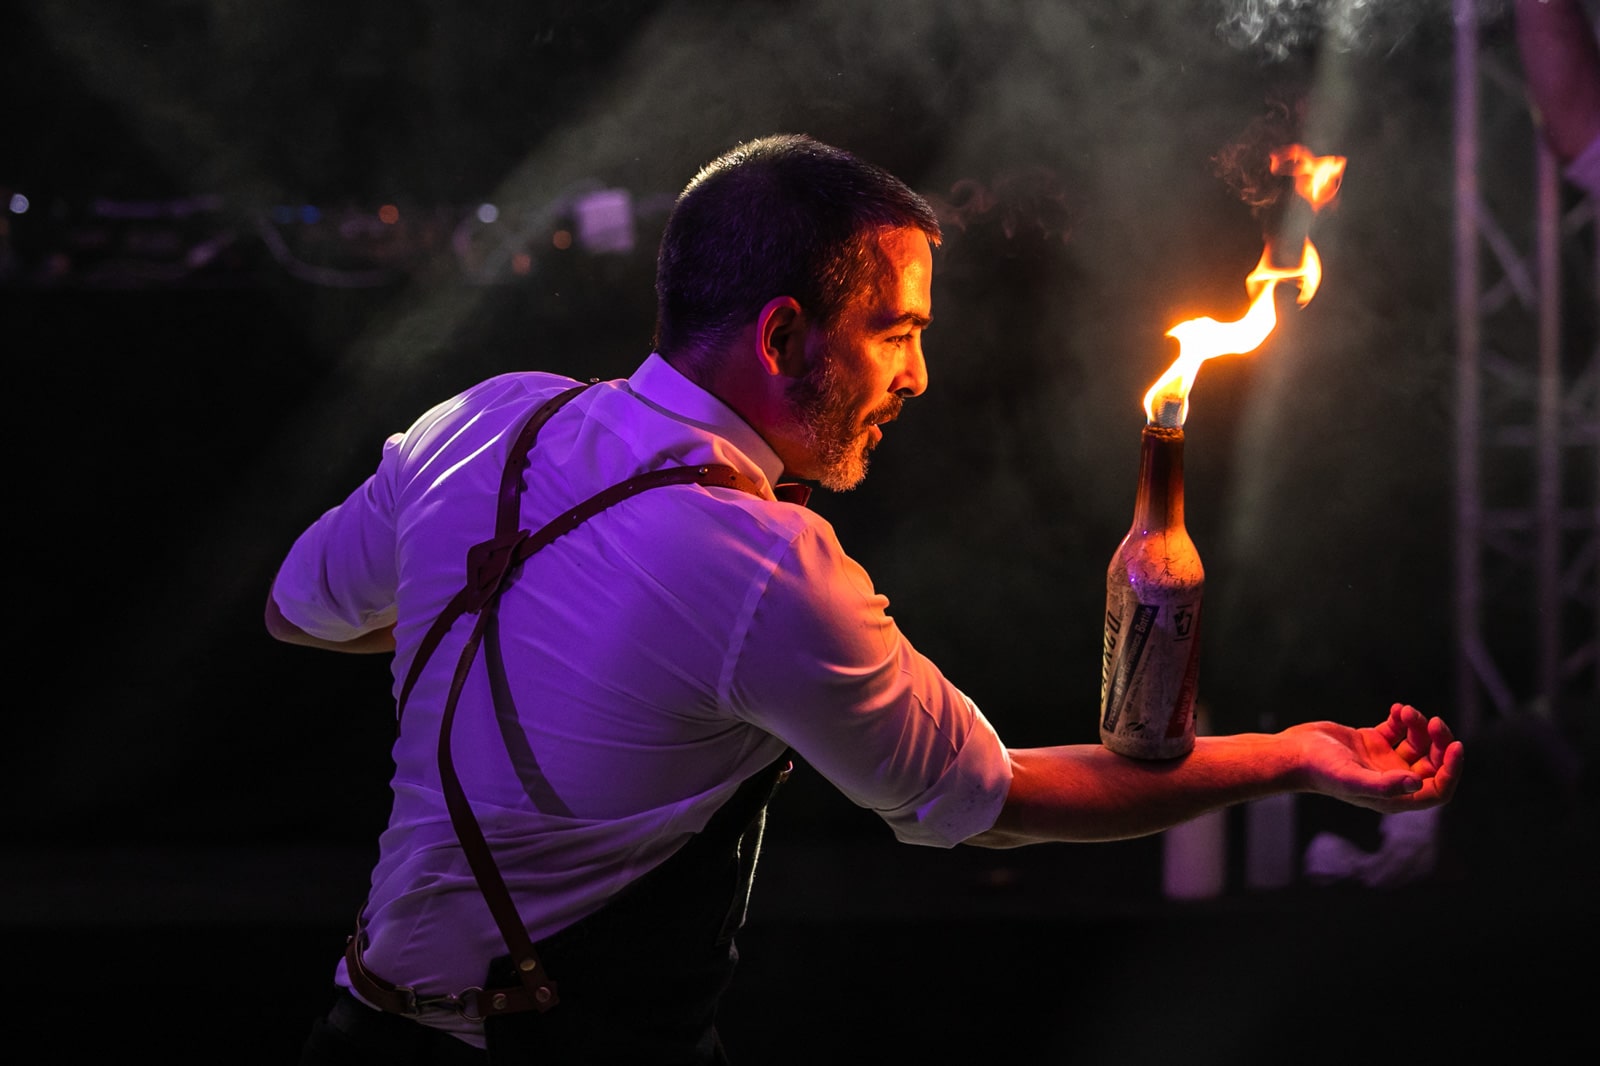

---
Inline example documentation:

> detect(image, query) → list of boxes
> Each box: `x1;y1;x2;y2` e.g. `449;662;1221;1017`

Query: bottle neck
1133;424;1186;531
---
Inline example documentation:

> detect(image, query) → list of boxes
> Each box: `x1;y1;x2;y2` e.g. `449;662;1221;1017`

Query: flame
1144;240;1322;425
1143;145;1345;426
1269;145;1346;211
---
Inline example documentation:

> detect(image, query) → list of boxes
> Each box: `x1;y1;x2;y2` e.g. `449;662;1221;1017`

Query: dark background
4;1;1594;1062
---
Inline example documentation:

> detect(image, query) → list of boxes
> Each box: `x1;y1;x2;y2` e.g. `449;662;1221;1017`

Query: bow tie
774;482;813;507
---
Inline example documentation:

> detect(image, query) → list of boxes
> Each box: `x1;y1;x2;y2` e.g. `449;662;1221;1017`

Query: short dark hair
653;134;941;371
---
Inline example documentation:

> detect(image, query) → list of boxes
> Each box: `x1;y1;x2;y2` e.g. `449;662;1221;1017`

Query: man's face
786;226;933;491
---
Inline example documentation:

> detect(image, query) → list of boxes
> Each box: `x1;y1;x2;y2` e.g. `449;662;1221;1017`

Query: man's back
272;354;1009;1042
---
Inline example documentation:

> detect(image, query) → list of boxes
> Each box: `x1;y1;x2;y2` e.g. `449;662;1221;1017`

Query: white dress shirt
273;353;1012;1040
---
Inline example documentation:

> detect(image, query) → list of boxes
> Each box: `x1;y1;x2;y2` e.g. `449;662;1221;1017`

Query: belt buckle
416;986;486;1021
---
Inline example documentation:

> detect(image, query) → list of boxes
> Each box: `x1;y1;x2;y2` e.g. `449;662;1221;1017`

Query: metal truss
1454;2;1600;738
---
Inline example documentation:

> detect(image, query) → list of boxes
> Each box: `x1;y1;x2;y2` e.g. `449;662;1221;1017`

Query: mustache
868;394;905;426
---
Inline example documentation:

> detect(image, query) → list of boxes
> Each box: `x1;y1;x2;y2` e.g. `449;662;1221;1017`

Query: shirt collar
626;353;787;489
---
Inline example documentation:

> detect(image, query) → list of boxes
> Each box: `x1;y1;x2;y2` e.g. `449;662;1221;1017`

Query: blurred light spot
552;229;572;250
512;252;532;274
378;204;400;225
477;203;499;224
9;193;29;214
301;204;322;224
573;189;635;254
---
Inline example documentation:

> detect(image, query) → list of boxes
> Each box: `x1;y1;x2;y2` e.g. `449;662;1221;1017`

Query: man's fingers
1430;740;1465;803
1428;717;1456;769
1374;702;1408;746
1382;704;1431;764
1391;739;1464;808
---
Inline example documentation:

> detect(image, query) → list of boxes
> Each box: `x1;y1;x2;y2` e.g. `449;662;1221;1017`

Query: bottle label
1100;593;1201;758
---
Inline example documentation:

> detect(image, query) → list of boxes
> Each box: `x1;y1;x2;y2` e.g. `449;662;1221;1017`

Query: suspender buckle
463;530;530;613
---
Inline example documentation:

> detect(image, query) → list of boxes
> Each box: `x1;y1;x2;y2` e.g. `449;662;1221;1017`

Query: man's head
654;135;942;489
654;134;940;362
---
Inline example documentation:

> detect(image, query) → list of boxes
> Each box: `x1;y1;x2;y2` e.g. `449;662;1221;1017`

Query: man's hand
1288;703;1463;812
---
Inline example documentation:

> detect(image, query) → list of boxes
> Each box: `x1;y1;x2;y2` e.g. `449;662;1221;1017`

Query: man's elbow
264;589;310;644
962;826;1034;850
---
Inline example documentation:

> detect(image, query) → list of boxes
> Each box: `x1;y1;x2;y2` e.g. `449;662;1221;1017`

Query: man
269;134;1462;1064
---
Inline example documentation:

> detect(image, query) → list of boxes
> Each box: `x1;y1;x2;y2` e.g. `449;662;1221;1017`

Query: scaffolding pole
1454;0;1600;739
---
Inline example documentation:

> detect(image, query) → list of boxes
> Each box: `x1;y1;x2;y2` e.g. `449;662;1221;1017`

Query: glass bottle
1099;422;1203;759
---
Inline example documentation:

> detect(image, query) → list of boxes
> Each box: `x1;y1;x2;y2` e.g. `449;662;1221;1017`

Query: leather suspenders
345;380;794;1021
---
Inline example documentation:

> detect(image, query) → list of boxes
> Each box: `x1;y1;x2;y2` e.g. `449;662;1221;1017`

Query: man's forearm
968;734;1298;848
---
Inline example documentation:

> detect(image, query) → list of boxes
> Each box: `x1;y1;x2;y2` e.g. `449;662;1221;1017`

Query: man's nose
894;338;928;398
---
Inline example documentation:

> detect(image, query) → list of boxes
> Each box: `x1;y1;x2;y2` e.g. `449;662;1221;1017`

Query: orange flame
1144;241;1321;425
1143;146;1346;426
1269;145;1346;211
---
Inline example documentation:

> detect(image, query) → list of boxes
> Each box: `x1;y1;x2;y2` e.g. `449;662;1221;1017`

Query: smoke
927;167;1075;248
1210;0;1510;60
1211;95;1308;222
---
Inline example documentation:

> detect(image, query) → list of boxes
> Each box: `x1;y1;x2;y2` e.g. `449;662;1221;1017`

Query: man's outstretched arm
968;703;1462;848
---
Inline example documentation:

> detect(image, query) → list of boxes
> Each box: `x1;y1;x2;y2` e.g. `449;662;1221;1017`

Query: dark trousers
298;986;734;1066
299;760;785;1064
299;886;740;1065
300;990;485;1065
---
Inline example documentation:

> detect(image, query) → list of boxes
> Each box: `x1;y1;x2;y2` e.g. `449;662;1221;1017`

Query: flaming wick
1144;240;1322;427
1143;144;1345;427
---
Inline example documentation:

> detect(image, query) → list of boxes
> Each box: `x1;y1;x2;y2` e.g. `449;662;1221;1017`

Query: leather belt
344;927;541;1021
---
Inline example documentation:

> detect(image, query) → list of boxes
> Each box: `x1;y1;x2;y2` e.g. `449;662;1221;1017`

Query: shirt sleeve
270;433;403;641
724;522;1012;848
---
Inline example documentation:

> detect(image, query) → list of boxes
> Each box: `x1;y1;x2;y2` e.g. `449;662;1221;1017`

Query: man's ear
755;296;808;378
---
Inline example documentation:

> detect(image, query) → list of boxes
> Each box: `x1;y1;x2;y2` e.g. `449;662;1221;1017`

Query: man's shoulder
672;488;858;591
456;370;587;410
398;372;587;450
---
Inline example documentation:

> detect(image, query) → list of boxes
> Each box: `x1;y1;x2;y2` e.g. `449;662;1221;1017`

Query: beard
787;349;902;492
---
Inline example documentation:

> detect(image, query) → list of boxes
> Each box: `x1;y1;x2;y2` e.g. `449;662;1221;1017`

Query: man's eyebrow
875;311;932;330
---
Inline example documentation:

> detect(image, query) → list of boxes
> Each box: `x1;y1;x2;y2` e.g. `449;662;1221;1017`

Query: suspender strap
365;379;780;1018
396;386;773;728
395;384;589;725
